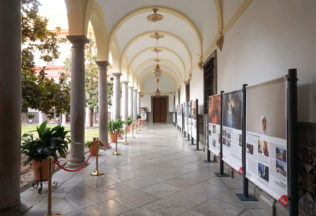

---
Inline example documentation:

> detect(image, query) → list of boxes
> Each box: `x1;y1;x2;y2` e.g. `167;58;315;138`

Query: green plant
108;118;125;134
125;117;133;126
26;112;35;119
84;140;95;148
21;121;70;165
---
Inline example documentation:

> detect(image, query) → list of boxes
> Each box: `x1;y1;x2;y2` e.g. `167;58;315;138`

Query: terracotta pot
31;159;55;181
126;126;131;132
109;133;117;143
89;145;99;156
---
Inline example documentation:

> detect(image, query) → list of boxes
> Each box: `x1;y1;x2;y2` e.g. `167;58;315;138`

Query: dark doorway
152;96;168;123
185;81;190;102
203;50;217;114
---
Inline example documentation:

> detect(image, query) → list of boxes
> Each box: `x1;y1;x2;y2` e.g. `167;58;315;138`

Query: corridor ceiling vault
65;0;252;91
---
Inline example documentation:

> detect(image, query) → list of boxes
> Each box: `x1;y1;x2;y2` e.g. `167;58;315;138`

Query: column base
67;157;86;168
0;202;28;216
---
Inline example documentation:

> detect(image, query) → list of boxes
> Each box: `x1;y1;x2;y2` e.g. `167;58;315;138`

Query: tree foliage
22;0;69;119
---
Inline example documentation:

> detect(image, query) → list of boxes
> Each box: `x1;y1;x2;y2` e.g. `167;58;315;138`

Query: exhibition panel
246;78;288;204
208;94;221;156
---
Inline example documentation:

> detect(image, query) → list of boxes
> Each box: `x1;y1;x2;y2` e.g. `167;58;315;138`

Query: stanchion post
236;84;256;201
91;140;104;176
46;156;60;216
195;99;201;151
216;91;228;177
132;124;136;138
124;126;128;145
287;69;298;216
113;130;121;155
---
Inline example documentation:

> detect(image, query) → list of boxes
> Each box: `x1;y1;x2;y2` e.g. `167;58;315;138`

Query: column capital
121;80;129;84
128;86;134;89
133;89;138;92
67;35;89;48
112;72;122;77
96;60;109;68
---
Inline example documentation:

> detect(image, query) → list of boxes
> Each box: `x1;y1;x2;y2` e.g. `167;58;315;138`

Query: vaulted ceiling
65;0;248;91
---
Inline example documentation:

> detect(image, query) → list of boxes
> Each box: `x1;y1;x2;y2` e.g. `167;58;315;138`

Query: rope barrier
52;140;97;172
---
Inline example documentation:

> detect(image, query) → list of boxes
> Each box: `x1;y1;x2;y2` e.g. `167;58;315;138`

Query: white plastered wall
141;74;175;112
216;0;316;122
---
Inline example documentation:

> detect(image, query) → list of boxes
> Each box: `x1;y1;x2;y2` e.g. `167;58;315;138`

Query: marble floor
22;123;270;216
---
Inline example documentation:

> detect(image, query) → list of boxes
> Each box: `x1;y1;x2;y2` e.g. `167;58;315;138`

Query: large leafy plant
21;121;70;165
125;117;133;126
108;118;125;134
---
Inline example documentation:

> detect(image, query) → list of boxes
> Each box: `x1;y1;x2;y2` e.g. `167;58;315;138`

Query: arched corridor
0;0;315;215
22;124;267;216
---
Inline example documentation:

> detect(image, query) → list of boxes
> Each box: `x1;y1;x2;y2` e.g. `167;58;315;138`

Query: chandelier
150;32;164;84
147;8;163;22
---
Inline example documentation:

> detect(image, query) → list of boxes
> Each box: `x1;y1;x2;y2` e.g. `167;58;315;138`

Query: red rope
53;140;97;172
94;137;110;147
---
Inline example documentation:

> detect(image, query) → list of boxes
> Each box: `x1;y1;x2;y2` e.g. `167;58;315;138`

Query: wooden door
152;96;168;123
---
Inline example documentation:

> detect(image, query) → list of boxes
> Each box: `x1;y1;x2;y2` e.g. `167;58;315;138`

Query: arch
138;64;179;84
128;47;186;77
120;31;192;73
140;70;177;92
133;58;183;82
89;1;108;61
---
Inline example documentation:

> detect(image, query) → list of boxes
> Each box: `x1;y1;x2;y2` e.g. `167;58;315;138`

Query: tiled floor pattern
22;124;269;216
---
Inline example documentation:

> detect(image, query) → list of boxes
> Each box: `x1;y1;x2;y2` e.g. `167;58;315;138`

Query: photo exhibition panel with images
191;100;197;139
184;103;189;134
246;78;287;202
188;102;192;136
222;90;243;172
208;94;221;156
177;105;182;129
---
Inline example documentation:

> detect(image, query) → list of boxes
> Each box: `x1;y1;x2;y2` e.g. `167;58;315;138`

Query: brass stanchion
46;156;60;216
113;131;121;155
91;140;104;176
132;124;136;138
124;127;128;145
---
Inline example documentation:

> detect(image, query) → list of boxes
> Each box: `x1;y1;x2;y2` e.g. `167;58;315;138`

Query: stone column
137;91;141;115
133;89;137;121
112;72;121;120
96;61;109;145
128;86;133;119
121;81;128;121
62;114;67;125
0;0;22;214
38;111;43;125
67;35;88;167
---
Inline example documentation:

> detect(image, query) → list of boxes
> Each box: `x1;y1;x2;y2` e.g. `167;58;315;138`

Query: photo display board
222;90;243;172
246;78;287;203
208;94;221;156
184;103;189;133
140;108;147;121
191;100;197;139
188;101;192;136
177;104;182;129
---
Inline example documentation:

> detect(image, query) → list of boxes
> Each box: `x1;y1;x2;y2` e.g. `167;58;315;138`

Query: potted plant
26;112;35;124
125;117;133;132
85;139;98;156
108;119;119;143
137;114;141;126
116;118;125;138
21;121;70;181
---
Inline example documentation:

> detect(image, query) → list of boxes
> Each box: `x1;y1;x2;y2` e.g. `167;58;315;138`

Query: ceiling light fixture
150;32;164;84
147;8;163;22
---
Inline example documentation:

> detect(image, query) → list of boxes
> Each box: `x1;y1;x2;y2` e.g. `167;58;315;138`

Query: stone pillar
128;86;133;119
67;35;88;167
137;91;141;115
133;89;137;121
38;111;43;125
96;61;109;145
62;114;67;125
121;81;128;121
112;72;121;120
85;107;89;126
0;0;22;214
